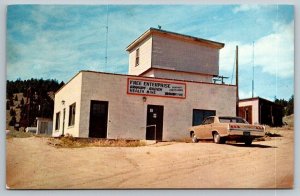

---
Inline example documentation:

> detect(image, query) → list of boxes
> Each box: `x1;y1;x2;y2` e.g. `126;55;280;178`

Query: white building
52;28;237;141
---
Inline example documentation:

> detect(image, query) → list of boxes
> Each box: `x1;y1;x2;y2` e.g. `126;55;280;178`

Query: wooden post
236;45;239;116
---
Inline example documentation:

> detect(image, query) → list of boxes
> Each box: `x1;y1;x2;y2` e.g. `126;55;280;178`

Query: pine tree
14;94;18;101
10;108;16;116
9;116;16;126
286;95;294;115
6;101;10;110
9;97;14;106
20;98;25;106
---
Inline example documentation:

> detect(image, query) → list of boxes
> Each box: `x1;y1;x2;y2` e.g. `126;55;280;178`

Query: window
55;112;60;130
219;117;248;124
68;103;76;126
135;48;140;66
193;109;216;126
202;117;214;125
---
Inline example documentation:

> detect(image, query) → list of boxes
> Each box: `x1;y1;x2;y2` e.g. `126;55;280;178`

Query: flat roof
239;97;281;105
126;27;225;51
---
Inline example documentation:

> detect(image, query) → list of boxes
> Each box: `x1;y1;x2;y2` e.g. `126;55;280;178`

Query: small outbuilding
36;117;53;135
238;97;283;127
52;28;237;141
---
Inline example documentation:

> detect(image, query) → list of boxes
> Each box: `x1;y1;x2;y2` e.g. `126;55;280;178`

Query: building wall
239;100;259;124
52;73;83;137
142;69;212;83
128;36;152;76
37;118;53;135
77;71;236;140
151;34;219;76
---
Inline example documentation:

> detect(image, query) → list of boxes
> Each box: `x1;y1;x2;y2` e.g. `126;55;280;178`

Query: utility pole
105;5;109;69
236;45;239;116
252;41;254;98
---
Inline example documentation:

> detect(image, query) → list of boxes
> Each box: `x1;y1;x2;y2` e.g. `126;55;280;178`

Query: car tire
213;132;222;144
245;139;253;146
191;133;198;143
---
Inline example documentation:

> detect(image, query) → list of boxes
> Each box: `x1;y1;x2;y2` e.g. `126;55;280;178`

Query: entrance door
146;105;164;140
62;108;66;136
192;109;216;126
89;101;108;138
238;106;252;124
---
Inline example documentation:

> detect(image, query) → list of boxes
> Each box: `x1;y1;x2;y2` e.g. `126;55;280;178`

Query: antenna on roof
158;25;162;30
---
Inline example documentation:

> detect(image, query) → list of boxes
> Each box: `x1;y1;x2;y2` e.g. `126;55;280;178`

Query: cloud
219;20;294;78
233;5;265;13
239;90;253;99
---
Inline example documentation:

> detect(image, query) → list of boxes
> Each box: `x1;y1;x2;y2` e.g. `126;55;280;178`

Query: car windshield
219;117;248;124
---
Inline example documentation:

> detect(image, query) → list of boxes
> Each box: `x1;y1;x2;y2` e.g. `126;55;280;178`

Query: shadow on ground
226;143;277;148
265;133;282;137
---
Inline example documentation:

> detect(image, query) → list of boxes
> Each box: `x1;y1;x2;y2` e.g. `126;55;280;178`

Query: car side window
202;117;214;125
206;117;213;124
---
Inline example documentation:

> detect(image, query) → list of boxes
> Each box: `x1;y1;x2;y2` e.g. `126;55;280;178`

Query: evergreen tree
9;116;16;126
7;78;64;127
286;95;294;115
6;101;10;110
275;95;294;116
20;98;25;106
14;94;18;101
10;108;16;116
9;97;14;106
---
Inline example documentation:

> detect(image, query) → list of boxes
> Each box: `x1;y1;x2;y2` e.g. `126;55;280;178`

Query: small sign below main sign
127;78;186;99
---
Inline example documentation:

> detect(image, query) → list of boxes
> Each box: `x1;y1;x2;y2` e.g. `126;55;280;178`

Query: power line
105;5;109;71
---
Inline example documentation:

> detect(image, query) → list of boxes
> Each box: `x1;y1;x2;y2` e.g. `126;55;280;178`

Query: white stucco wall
128;36;152;76
52;73;83;137
239;99;259;124
37;118;53;135
74;71;236;140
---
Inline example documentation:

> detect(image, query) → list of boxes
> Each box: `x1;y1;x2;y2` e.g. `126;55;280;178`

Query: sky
6;4;294;101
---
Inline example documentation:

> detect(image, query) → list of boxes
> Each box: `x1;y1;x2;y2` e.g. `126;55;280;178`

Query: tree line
6;78;64;129
275;95;294;116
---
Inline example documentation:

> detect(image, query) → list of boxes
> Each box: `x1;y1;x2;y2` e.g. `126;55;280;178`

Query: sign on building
127;78;186;99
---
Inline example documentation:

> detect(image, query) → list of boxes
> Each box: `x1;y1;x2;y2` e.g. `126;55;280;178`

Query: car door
202;117;214;139
195;117;210;139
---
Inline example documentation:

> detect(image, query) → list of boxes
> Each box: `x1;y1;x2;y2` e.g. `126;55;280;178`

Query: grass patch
6;130;34;139
48;136;146;148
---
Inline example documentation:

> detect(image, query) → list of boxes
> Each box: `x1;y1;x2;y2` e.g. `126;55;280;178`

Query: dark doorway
238;106;252;124
146;105;164;140
192;109;216;126
89;101;108;138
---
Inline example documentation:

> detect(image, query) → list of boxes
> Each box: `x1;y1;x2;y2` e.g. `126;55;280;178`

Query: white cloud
233;5;264;13
239;90;252;99
219;21;294;78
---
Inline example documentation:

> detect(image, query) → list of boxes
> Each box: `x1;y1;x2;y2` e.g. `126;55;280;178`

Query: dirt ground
6;129;294;189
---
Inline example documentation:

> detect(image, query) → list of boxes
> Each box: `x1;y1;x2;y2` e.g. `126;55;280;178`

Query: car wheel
191;133;198;143
245;139;253;146
213;132;221;144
